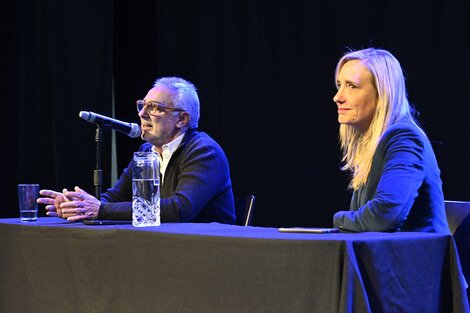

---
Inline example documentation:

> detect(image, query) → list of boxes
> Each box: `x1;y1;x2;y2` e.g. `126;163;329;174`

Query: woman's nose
333;89;344;104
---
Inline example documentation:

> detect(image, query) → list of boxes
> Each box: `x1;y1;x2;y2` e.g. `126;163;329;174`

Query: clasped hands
37;186;101;222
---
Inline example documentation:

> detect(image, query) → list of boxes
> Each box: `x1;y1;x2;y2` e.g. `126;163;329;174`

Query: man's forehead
145;86;173;100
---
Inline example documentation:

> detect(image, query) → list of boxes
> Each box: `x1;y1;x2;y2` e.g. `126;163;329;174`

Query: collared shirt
152;132;185;184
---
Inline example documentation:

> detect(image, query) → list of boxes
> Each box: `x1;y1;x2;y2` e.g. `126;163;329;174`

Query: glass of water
17;184;40;222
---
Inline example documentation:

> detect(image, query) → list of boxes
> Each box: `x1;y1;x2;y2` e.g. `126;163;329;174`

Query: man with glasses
38;77;236;224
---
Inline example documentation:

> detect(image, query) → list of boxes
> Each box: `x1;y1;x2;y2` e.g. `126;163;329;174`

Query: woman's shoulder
379;116;430;154
384;116;427;140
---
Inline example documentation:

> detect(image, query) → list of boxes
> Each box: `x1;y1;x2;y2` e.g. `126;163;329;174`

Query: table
0;218;468;313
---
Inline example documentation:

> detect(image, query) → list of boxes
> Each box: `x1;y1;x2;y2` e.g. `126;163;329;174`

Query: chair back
445;200;470;302
235;195;256;226
445;200;470;235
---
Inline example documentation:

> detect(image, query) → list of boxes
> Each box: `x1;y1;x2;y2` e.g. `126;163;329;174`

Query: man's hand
37;189;75;219
37;186;100;221
60;186;101;222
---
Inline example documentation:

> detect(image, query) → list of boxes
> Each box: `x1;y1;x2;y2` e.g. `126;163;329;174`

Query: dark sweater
98;129;235;224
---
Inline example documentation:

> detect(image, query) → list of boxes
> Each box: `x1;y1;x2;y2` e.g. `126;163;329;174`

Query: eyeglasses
136;100;185;115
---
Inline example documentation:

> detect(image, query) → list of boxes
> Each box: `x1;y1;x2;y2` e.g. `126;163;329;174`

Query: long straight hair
336;48;413;190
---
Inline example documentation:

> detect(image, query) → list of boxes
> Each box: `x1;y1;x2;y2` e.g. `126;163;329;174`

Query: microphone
79;111;141;138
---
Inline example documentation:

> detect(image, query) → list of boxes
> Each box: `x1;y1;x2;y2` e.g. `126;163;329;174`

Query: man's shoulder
186;130;219;146
184;130;226;155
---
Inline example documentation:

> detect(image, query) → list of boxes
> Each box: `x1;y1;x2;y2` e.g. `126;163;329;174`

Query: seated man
38;77;235;224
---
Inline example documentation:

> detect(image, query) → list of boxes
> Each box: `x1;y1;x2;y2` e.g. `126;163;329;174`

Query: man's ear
176;112;190;129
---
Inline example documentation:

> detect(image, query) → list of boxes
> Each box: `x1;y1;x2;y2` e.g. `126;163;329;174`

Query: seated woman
332;48;449;233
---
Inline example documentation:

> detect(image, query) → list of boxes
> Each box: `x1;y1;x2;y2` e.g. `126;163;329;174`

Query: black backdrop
2;0;470;228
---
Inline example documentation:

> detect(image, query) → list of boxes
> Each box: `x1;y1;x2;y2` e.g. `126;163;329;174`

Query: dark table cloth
0;218;468;313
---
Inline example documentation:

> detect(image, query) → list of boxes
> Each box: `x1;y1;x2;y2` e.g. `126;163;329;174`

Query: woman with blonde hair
332;48;449;233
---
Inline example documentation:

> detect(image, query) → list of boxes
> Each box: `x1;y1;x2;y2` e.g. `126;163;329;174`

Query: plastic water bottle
132;151;161;227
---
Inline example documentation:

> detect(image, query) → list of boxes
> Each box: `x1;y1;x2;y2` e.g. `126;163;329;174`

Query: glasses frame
136;99;185;116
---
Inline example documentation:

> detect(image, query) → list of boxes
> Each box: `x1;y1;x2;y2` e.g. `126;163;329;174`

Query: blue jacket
333;117;450;233
98;129;236;223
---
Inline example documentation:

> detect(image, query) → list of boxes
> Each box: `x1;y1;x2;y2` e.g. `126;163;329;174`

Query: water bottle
132;151;161;227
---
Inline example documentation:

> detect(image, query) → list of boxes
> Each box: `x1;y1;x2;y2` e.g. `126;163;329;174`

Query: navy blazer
334;117;450;233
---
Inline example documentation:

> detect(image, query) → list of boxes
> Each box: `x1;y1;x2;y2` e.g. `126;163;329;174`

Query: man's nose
138;107;148;118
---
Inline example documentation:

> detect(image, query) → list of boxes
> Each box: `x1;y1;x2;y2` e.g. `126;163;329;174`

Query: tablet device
82;219;132;225
278;227;340;233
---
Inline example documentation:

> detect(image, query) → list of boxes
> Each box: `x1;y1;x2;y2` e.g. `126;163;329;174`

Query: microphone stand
94;125;103;200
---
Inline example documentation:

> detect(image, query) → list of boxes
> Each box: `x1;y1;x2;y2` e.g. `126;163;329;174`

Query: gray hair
153;77;200;129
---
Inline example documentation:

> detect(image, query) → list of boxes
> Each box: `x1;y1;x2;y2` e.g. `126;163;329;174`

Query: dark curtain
1;0;114;216
3;0;470;228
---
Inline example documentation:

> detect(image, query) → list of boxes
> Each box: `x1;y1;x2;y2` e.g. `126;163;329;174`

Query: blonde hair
336;48;413;190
